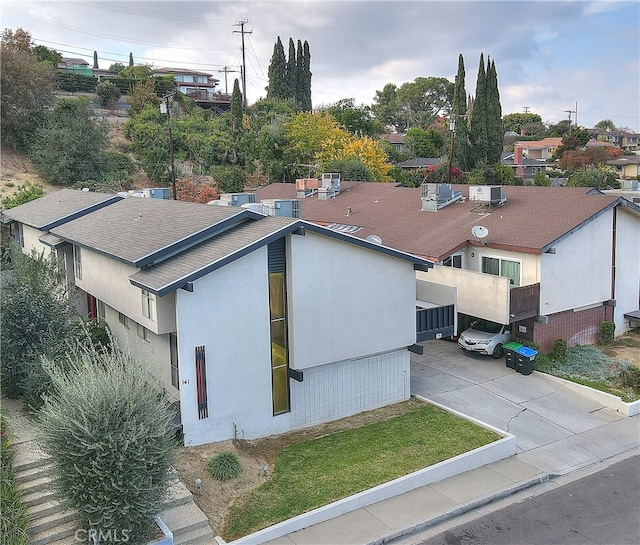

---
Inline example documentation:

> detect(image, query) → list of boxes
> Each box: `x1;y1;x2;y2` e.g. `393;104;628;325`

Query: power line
3;6;226;50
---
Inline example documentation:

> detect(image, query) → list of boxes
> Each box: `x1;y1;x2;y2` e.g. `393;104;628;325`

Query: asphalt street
407;455;640;545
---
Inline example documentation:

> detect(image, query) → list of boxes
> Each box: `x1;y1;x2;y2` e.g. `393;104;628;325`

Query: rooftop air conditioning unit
468;185;506;205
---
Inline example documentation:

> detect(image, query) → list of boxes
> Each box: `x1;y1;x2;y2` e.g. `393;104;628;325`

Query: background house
256;182;640;352
153;67;231;112
5;191;432;446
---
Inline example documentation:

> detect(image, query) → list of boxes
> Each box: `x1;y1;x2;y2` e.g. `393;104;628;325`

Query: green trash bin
503;342;523;370
515;346;537;375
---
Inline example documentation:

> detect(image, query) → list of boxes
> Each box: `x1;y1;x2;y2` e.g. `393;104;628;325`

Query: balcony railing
509;283;540;322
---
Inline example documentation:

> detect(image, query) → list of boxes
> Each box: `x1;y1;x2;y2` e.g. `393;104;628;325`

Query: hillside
0;145;58;202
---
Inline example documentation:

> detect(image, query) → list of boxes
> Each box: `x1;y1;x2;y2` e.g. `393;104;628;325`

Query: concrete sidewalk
266;340;640;545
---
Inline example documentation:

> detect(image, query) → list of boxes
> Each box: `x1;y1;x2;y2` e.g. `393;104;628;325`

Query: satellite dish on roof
366;234;383;245
471;225;489;240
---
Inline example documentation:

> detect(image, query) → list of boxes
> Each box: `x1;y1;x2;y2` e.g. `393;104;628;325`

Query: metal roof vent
420;183;463;211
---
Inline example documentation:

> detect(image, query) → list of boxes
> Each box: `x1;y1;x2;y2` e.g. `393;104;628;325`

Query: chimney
514;146;523;165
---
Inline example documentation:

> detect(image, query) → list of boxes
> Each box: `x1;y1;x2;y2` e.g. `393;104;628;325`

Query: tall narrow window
18;224;24;248
96;300;106;322
74;246;82;280
195;345;208;419
170;333;179;390
141;289;155;321
268;239;290;415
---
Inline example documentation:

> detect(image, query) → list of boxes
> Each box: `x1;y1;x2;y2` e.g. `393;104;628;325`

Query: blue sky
2;0;639;131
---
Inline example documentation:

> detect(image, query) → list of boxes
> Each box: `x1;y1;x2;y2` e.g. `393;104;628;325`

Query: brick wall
532;305;607;352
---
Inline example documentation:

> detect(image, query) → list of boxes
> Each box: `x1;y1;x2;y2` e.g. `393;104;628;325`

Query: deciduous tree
28;97;109;185
1;28;57;149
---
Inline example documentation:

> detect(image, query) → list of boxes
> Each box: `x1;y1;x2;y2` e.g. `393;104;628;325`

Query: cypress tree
469;52;488;167
296;39;304;109
486;58;503;165
286;37;297;102
267;36;287;100
301;40;312;111
230;78;243;138
452;53;470;171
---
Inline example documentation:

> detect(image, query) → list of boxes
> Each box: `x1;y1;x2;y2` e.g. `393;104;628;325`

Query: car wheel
491;344;503;359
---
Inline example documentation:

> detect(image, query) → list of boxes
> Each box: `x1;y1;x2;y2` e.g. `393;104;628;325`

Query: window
18;224;24;248
442;254;462;268
96;300;106;322
174;75;184;82
141;289;155;321
193;76;206;83
74;246;82;280
119;312;129;329
482;256;521;287
268;239;290;415
137;323;151;342
170;333;179;389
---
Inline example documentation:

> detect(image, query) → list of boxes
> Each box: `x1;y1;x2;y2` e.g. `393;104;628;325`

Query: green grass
224;401;499;539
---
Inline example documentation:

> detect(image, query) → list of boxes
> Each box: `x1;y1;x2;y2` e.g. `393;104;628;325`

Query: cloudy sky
3;0;639;131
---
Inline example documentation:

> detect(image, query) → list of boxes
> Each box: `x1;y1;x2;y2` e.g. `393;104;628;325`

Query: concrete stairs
13;441;215;545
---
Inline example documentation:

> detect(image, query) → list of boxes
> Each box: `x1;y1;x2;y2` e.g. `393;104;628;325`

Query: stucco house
256;182;640;352
3;191;433;446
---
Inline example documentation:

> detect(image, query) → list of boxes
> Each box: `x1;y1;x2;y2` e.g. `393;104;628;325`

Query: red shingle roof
256;183;625;261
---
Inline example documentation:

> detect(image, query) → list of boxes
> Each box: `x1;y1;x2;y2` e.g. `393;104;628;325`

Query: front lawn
224;400;499;539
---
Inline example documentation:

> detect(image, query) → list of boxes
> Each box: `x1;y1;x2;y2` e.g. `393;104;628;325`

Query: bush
1;181;43;209
96;80;122;109
600;321;615;345
0;246;83;403
552;338;568;361
619;364;640;394
324;156;372;181
37;343;176;543
210;165;246;193
208;451;242;481
1;416;30;545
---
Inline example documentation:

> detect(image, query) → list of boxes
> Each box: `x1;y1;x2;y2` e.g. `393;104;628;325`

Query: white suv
458;319;511;358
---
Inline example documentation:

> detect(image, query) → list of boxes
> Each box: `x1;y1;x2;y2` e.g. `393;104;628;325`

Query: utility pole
565;108;576;127
523;106;530;114
162;94;177;200
218;66;238;95
233;19;252;108
447;116;456;185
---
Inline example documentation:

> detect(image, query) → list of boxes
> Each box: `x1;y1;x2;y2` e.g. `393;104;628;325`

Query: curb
367;473;553;545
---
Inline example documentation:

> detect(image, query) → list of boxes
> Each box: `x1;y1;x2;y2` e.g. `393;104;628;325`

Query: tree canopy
1;28;57;149
267;36;311;110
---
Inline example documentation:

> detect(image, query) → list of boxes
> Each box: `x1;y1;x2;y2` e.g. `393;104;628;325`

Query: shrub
96;80;122;109
619;364;640;394
1;181;44;209
37;343;176;542
1;416;30;545
0;246;83;403
552;338;568;361
600;321;615;345
208;451;242;481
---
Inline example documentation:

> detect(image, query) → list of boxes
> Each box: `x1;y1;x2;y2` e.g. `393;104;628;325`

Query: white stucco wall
288;232;417;368
540;211;613;315
176;248;278;445
105;303;179;402
421;267;511;324
21;225;52;256
175;232;420;446
74;248;176;334
613;207;640;333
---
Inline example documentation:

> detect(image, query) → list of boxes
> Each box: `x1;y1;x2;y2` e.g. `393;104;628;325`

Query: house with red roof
256;181;640;352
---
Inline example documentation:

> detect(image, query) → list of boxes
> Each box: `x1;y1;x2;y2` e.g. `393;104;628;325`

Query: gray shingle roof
1;189;121;230
50;196;251;267
130;215;298;295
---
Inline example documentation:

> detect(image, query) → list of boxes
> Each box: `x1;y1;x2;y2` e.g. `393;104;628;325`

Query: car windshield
471;319;503;334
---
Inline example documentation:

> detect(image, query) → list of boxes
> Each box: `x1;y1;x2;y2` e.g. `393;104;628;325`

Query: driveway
411;340;639;475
